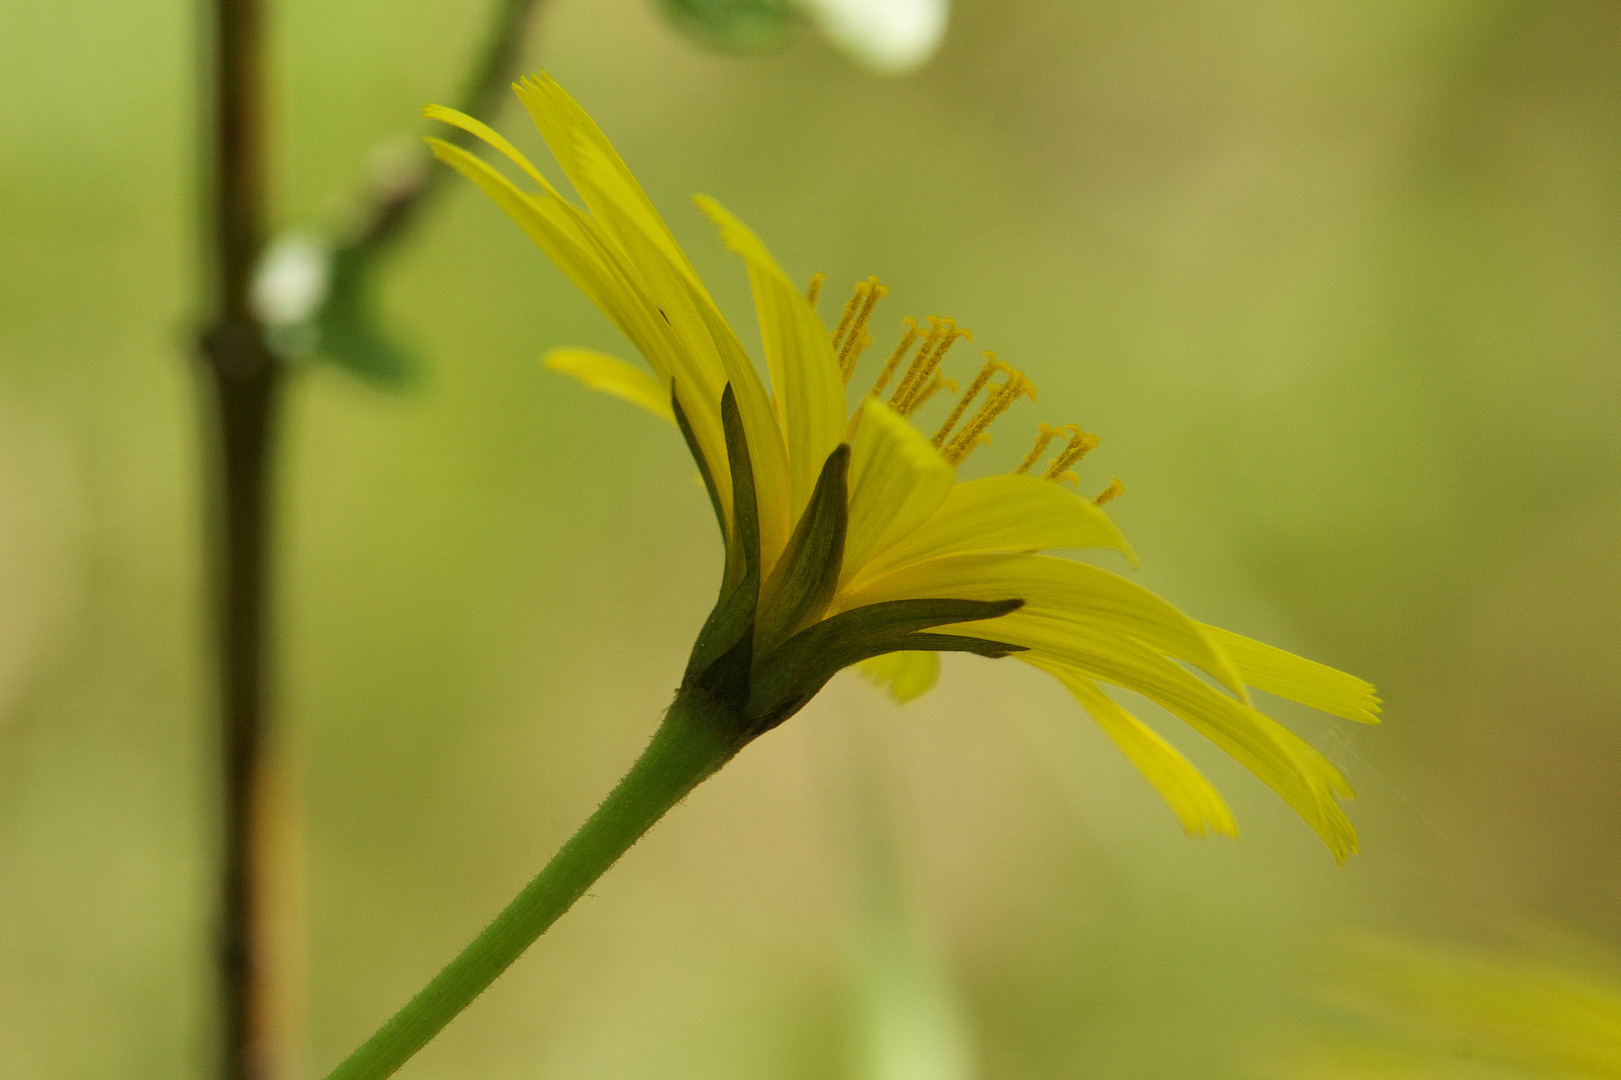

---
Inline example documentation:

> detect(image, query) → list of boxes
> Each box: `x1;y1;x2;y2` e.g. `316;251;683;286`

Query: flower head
425;73;1381;861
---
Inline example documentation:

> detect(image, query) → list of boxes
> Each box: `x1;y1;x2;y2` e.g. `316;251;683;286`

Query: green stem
321;689;745;1080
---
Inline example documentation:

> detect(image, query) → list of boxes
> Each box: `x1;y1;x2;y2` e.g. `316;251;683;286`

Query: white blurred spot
251;231;332;328
805;0;950;75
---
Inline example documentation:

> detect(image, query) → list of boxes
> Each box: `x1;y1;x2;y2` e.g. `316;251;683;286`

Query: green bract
677;384;1024;746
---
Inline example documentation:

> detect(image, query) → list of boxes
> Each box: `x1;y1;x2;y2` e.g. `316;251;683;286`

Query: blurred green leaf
314;246;417;387
655;0;802;54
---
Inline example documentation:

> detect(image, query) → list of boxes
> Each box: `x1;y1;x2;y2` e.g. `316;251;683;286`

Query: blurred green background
3;0;1619;1076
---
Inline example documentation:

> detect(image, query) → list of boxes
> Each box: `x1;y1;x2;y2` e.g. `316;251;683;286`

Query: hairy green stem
321;689;745;1080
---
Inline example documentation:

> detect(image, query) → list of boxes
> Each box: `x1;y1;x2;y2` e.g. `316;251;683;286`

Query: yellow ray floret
428;71;1380;861
543;348;674;424
1030;657;1238;838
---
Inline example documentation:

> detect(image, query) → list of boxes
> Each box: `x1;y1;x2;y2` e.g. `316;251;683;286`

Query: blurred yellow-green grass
2;1;1619;1077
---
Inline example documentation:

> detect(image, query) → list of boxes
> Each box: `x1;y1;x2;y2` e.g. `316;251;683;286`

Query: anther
906;375;957;415
806;272;826;307
933;353;1003;448
1043;428;1100;481
892;318;971;414
889;317;945;408
830;280;871;356
866;317;919;400
837;278;886;383
1093;478;1124;506
1014;422;1068;474
942;369;1032;465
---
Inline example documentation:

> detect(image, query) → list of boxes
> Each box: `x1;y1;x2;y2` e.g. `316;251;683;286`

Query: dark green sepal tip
753;442;850;658
683;385;761;714
744;598;1026;738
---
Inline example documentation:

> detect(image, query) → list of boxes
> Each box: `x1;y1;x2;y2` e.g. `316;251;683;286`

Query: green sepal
682;385;761;708
890;633;1027;658
719;384;761;597
753;444;851;658
670;381;727;548
746;598;1025;736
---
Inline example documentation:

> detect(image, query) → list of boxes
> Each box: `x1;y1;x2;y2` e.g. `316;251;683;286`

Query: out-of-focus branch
197;2;550;1077
345;0;549;260
198;0;278;1078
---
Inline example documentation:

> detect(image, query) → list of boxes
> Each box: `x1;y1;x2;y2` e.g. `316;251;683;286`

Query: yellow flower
424;73;1380;861
1275;932;1621;1078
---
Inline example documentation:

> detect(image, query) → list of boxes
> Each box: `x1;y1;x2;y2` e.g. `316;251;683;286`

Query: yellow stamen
905;375;957;415
1043;428;1100;481
888;317;945;408
830;280;871;356
1093;478;1124;505
1014;422;1069;474
932;353;1003;448
837;277;887;382
892;318;971;414
866;318;919;400
806;272;826;307
1056;471;1080;487
942;369;1033;465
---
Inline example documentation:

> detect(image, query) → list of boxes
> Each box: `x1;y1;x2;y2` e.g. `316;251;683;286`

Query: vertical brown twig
199;0;279;1074
195;0;548;1075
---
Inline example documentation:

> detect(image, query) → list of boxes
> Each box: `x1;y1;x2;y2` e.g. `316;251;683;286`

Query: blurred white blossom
251;230;332;329
804;0;949;74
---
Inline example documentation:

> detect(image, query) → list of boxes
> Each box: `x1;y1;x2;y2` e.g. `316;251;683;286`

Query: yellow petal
557;138;793;569
511;73;705;295
850;472;1137;588
856;651;940;704
839;552;1248;704
838;556;1356;858
1199;624;1381;725
1027;657;1237;838
425;139;641;356
427;104;792;564
543;348;673;423
1020;625;1356;859
696;195;848;523
842;398;955;585
423;104;562;197
425;137;733;519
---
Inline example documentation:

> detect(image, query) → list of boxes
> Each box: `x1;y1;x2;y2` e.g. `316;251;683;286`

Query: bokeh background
2;1;1619;1077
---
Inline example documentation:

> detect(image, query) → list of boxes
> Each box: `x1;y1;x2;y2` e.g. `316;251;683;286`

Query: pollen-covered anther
1042;428;1100;481
831;277;887;383
890;317;971;415
806;272;826;307
906;375;958;415
1093;478;1124;505
866;317;920;401
941;367;1035;466
889;316;945;406
1056;471;1080;487
830;280;871;354
932;352;1004;448
1014;422;1069;474
839;278;886;381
